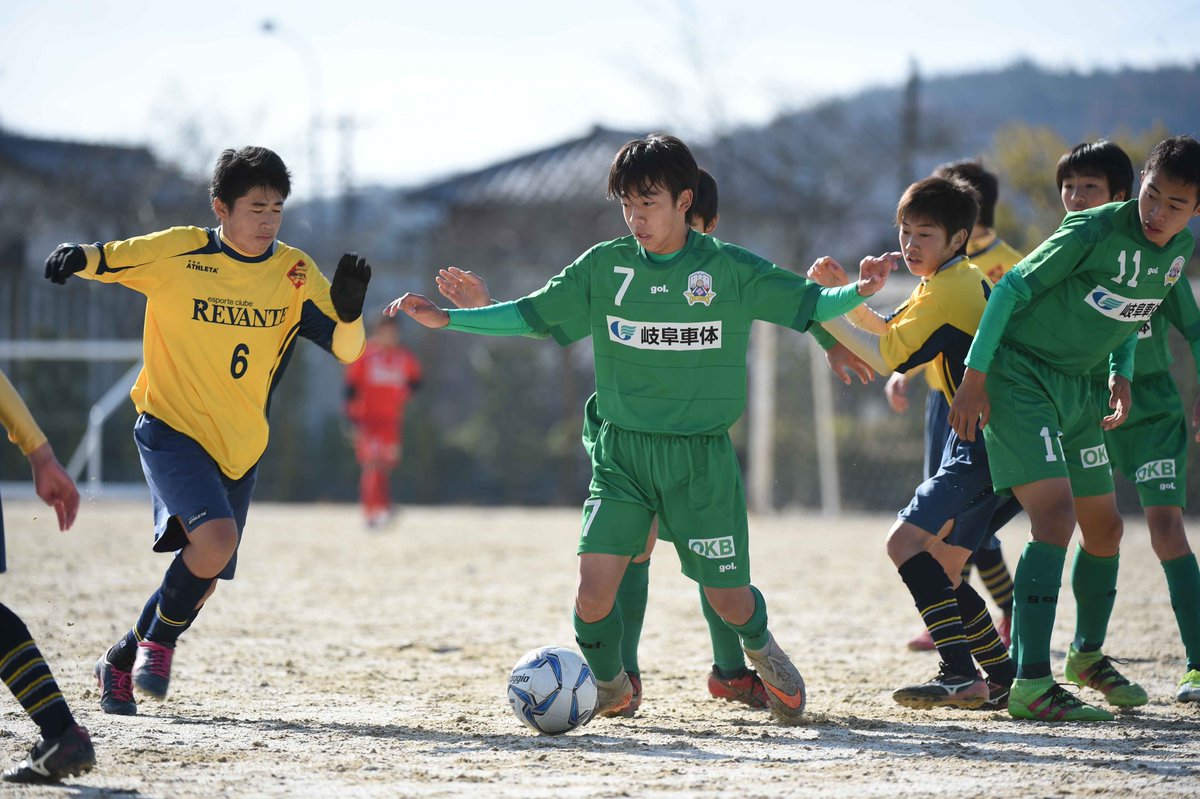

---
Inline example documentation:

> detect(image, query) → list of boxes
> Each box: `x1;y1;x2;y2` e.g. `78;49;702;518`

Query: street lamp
260;18;323;203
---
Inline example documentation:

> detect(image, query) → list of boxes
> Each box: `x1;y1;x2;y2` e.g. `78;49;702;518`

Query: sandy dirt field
1;499;1198;798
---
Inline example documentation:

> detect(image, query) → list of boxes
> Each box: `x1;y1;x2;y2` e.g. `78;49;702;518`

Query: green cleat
1008;677;1114;722
1064;646;1148;707
1176;669;1200;703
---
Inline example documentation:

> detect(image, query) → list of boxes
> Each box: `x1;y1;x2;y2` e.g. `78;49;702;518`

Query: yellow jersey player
0;369;95;784
43;146;371;716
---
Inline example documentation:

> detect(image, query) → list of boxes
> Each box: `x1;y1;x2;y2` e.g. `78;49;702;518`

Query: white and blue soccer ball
507;645;597;735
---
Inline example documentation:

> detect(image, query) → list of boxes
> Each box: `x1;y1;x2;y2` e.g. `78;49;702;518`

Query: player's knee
574;582;615;624
885;522;927;566
1147;507;1190;561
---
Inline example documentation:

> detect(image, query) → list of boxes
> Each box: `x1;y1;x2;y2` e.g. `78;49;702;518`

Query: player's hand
855;252;899;297
27;443;79;531
330;253;372;322
385;293;450;328
807;256;850;288
885;371;909;413
437;267;493;309
948;368;989;442
1102;375;1132;430
825;342;874;385
44;243;86;285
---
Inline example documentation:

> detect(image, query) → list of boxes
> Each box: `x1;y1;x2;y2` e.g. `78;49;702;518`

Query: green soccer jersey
1002;200;1195;376
1089;278;1200;381
515;231;821;435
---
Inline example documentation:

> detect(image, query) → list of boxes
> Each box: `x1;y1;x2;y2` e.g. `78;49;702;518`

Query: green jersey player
950;136;1200;721
1061;140;1200;704
389;133;893;725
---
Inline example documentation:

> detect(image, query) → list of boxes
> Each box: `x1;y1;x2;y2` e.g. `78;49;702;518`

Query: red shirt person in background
344;316;422;528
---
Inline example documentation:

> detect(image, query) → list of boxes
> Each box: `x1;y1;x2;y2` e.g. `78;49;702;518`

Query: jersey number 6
230;343;250;379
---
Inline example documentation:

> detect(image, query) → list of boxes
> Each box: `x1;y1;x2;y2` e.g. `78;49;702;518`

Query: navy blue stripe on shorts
134;413;257;580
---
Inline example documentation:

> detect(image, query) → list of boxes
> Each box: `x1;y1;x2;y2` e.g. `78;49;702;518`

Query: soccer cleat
892;663;989;709
742;634;806;724
707;666;770;709
595;671;634;718
1064;646;1148;707
906;627;936;652
1008;677;1114;721
94;655;137;715
2;723;95;784
611;673;643;718
1175;669;1200;703
132;641;175;701
995;614;1012;650
979;679;1011;711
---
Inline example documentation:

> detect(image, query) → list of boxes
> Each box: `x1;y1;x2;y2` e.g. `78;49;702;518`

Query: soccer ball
507;646;597;735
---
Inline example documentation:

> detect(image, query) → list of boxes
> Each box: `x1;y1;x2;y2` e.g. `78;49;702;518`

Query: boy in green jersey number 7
950;136;1200;721
390;133;893;725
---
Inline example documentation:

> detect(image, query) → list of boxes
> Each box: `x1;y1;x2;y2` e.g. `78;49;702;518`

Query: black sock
956;581;1015;686
0;603;74;739
898;553;975;677
974;546;1015;615
144;556;213;647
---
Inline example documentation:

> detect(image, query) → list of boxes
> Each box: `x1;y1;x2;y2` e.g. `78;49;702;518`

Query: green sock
616;559;649;675
1013;541;1067;680
1071;546;1119;653
699;585;747;673
724;585;770;652
1162;553;1200;671
573;606;624;683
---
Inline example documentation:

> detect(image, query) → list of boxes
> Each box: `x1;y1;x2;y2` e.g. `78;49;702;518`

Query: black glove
44;243;86;284
330;252;372;322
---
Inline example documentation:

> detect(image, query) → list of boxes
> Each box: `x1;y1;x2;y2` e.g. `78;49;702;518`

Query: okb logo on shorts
607;316;722;350
689;536;736;559
1083;287;1161;321
1080;444;1110;469
1136;459;1176;483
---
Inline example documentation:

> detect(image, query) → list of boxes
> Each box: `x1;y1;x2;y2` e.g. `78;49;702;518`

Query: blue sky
2;0;1197;197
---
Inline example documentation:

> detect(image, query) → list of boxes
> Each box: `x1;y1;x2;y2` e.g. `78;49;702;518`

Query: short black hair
895;176;980;258
1144;136;1200;206
606;134;698;203
691;168;719;228
210;146;292;209
932;159;997;228
1056;141;1134;200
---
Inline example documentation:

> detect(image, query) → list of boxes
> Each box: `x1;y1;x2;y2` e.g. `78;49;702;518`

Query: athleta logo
193;299;289;328
1084;287;1160;321
688;536;736;560
186;259;218;274
606;316;721;350
287;260;307;288
1080;444;1110;469
1136;459;1176;483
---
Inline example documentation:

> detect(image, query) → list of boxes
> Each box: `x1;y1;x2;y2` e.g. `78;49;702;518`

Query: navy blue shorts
900;429;1021;553
134;413;257;580
923;389;950;481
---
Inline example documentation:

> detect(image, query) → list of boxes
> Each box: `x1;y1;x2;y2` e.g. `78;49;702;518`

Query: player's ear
212;198;230;223
677;188;693;215
1112;191;1127;202
951;229;968;251
705;213;720;234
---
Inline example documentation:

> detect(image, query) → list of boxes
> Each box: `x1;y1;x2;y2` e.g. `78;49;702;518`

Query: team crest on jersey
287;260;307;288
1165;256;1185;286
1083;287;1160;321
684;271;716;306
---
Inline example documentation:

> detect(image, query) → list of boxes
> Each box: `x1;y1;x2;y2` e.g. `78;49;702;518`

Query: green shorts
982;345;1114;497
579;421;749;587
1094;371;1188;507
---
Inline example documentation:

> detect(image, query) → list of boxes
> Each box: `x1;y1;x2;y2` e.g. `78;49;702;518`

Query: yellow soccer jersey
879;256;991;404
0;369;47;455
919;232;1022;394
77;227;365;479
967;231;1023;286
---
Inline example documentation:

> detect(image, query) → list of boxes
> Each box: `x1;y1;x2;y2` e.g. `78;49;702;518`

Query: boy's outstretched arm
387;294;450;328
27;442;79;532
